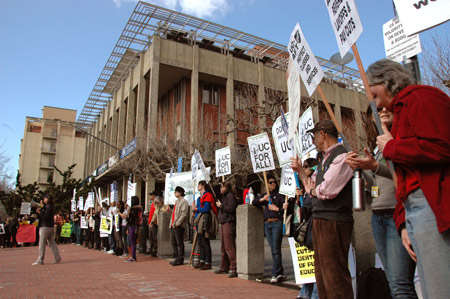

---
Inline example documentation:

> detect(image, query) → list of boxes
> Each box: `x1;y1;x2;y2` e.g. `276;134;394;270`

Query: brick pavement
0;244;299;299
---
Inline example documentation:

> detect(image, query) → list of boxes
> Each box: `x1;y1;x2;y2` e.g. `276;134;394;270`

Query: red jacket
148;201;155;225
383;85;450;233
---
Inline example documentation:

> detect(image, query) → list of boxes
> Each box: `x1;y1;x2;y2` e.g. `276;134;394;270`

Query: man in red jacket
367;59;450;299
147;191;157;256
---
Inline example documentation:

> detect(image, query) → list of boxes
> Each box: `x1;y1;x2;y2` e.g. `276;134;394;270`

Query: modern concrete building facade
19;106;86;189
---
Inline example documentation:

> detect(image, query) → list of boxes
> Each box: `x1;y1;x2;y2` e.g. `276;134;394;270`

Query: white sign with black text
287;58;301;141
248;133;276;173
298;107;317;160
194;149;210;183
20;202;31;215
383;17;421;62
78;197;84;211
279;165;297;198
272;112;294;167
215;147;231;177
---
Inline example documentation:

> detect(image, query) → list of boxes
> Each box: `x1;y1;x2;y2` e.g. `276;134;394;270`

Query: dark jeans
312;218;353;299
73;224;81;245
128;225;137;259
94;225;101;249
54;226;61;244
121;226;129;253
109;227;116;251
198;232;211;264
149;224;158;254
220;222;236;272
11;232;18;247
87;228;94;247
264;219;284;276
170;226;185;263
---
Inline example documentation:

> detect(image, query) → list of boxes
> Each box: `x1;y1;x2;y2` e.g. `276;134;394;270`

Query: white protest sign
393;0;450;36
298;107;317;160
191;155;198;180
71;200;76;212
288;238;316;284
248;132;276;173
115;215;120;232
110;183;116;203
287;58;301;141
127;181;136;206
164;167;211;205
0;224;5;235
100;215;113;234
80;216;88;229
86;192;95;208
215;147;231;177
272;112;294;167
78;197;84;211
288;23;324;96
279;165;297;198
324;0;363;57
383;16;421;62
194;149;210;183
20;202;31;215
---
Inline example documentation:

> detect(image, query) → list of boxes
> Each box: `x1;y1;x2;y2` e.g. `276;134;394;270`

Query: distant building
19;106;86;189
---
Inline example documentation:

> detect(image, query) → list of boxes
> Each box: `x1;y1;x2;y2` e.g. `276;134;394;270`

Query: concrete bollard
157;210;172;257
236;205;265;280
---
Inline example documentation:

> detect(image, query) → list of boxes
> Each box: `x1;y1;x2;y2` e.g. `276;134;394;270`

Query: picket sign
194;149;210;183
71;200;76;212
215;146;231;178
100;216;112;234
287;58;301;141
115;214;120;232
0;223;5;235
298;107;318;161
86;192;95;208
80;216;88;229
127;181;136;206
20;202;31;215
272;112;294;167
78;197;84;211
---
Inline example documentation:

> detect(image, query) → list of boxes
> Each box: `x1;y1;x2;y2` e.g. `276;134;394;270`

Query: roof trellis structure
78;1;364;127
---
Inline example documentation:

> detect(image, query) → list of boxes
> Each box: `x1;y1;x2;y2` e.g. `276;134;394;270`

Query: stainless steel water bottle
352;169;365;211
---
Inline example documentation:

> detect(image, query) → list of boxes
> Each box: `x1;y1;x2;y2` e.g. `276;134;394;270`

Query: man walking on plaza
291;120;354;299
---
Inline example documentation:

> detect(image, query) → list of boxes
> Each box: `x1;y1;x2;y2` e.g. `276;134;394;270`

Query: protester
252;175;289;284
126;196;142;262
291;119;354;298
149;195;165;257
112;202;123;256
87;209;95;249
0;217;5;248
118;201;129;258
169;186;189;266
345;106;417;298
32;195;61;265
107;202;116;254
366;59;450;299
93;207;101;250
215;182;237;278
54;210;64;244
73;210;81;246
192;180;218;270
146;191;157;255
9;217;19;248
4;218;11;248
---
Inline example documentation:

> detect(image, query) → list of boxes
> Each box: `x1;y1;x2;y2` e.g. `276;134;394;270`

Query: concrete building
80;3;375;271
19;106;86;189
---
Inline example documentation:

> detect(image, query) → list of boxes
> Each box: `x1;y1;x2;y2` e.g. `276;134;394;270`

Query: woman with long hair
126;196;142;262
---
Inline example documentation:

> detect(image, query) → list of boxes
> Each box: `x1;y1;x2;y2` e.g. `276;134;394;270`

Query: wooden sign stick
283;195;288;235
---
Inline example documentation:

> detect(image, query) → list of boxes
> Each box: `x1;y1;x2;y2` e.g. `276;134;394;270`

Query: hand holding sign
376;122;393;153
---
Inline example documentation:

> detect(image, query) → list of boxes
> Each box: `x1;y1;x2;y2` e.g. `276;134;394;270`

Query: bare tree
421;34;450;95
0;142;13;192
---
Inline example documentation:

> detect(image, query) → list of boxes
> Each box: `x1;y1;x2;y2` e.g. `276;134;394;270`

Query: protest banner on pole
279;165;297;198
20;202;31;215
80;216;88;229
0;224;5;235
60;223;72;238
110;183;116;203
164;167;211;205
287;58;301;141
324;0;363;58
71;200;76;212
392;0;450;36
247;133;276;174
298;107;318;160
272;112;294;167
383;16;421;63
215;147;231;178
288;23;324;96
191;155;197;180
194;149;210;183
288;237;316;284
100;215;112;234
127;181;136;206
87;192;95;208
78;197;84;211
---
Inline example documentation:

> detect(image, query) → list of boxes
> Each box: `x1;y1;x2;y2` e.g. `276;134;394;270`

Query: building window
51;128;58;137
202;84;219;105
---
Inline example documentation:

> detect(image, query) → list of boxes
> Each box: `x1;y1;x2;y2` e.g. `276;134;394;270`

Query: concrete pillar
126;72;136;144
148;35;161;142
135;60;147;141
190;44;199;150
117;88;127;149
236;205;265;280
157;210;172;257
257;61;266;129
226;54;235;150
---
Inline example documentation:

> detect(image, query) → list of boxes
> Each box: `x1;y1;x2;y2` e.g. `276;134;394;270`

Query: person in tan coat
169;186;188;266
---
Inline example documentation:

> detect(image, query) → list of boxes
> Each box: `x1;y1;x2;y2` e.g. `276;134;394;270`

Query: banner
324;0;363;57
272;112;294;167
279;165;297;198
287;58;301;141
191;155;198;180
80;216;88;229
60;223;72;238
248;132;276;173
194;149;210;183
0;224;5;234
215;147;231;177
78;197;84;211
86;192;95;208
127;181;136;206
288;23;324;96
298;107;317;160
383;16;421;62
393;0;450;36
100;216;112;234
164;167;211;205
20;202;31;215
288;237;316;284
16;224;36;243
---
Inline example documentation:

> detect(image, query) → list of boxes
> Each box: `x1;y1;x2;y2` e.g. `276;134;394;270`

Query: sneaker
228;272;237;278
76;244;81;246
193;262;204;269
32;261;43;266
120;253;128;258
200;264;211;270
270;276;278;284
125;258;136;262
53;259;62;264
214;269;228;274
106;250;115;255
276;275;286;283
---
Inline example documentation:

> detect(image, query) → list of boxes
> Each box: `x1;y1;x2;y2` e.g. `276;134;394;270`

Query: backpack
136;210;143;226
356;267;392;299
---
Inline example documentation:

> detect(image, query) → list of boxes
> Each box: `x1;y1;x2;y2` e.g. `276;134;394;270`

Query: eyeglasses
268;181;276;184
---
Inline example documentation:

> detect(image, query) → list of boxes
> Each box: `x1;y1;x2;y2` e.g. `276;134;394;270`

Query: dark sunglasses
377;107;384;112
268;181;276;184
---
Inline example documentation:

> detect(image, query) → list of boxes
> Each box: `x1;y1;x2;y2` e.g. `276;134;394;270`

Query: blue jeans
73;224;81;245
109;228;116;251
404;188;450;299
264;220;283;276
299;283;318;299
371;213;417;298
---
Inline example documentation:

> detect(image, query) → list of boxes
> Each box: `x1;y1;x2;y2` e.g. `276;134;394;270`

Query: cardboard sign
287;58;301;141
60;223;72;238
298;107;317;160
0;224;5;235
383;16;421;62
71;200;76;212
78;197;84;211
164;167;211;205
272;113;294;167
393;0;450;36
115;215;120;232
279;165;297;197
20;202;31;215
127;181;136;206
288;23;324;96
86;192;95;208
80;216;88;229
215;147;231;177
248;132;276;173
100;216;112;234
324;0;363;57
194;149;210;183
288;238;316;284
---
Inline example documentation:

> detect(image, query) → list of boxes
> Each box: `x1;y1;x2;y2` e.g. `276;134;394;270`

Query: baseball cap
306;120;338;137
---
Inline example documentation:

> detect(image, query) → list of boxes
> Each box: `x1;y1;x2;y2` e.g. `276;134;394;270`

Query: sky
1;0;449;183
